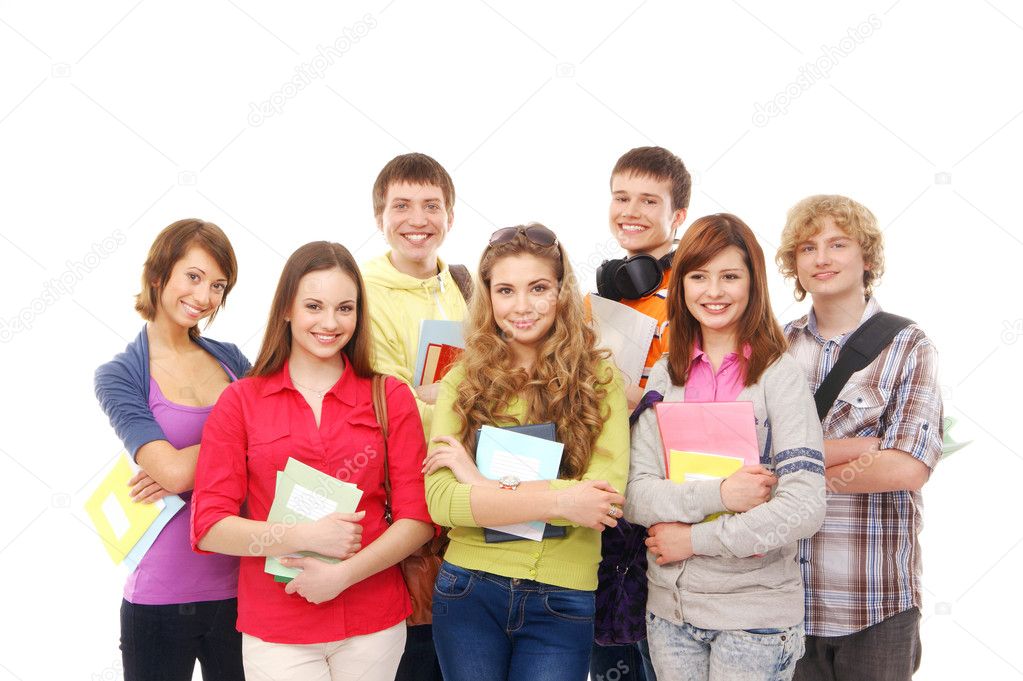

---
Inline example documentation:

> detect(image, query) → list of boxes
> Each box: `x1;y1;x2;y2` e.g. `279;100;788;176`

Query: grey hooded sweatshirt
625;354;826;631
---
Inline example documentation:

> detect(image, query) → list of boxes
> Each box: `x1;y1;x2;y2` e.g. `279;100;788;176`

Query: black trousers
590;640;656;681
394;623;444;681
120;598;244;681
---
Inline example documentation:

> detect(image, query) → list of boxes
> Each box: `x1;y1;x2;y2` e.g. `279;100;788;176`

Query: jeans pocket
727;625;805;675
433;562;475;599
543;590;595;622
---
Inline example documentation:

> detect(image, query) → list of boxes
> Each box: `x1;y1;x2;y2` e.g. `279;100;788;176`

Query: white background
1;1;1020;679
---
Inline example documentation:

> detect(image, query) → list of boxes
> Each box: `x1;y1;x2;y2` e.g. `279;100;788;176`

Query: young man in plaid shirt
777;195;944;681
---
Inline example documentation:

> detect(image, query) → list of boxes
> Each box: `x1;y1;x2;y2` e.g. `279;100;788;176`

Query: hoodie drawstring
428;275;448;320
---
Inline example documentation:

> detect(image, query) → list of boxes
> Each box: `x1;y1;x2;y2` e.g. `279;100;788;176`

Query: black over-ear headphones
595;250;676;301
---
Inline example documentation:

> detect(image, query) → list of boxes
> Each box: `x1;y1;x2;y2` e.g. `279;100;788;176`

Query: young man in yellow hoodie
361;152;470;681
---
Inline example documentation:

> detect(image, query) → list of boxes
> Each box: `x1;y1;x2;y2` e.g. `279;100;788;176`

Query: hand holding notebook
654;401;761;522
475;424;565;542
264;457;363;582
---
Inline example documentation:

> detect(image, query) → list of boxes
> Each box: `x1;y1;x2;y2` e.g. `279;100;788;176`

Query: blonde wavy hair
453;225;613;480
776;194;885;301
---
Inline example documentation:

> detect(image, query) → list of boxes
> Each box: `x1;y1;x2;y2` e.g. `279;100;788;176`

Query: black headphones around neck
595;250;675;301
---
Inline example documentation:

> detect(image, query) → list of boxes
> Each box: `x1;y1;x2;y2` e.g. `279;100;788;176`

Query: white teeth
620;224;645;232
705;304;728;311
182;302;202;315
314;334;337;342
404;234;429;242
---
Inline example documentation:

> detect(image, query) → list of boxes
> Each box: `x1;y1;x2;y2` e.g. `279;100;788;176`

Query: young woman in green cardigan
422;224;630;681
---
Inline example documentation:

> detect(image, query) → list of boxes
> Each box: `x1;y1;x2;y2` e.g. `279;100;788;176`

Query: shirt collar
805;296;883;345
260;354;357;405
691;340;753;362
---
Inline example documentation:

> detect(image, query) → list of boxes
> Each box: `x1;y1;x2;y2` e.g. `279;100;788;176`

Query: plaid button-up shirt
785;298;943;637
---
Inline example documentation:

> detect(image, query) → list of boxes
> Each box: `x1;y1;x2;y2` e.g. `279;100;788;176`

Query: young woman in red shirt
191;241;435;680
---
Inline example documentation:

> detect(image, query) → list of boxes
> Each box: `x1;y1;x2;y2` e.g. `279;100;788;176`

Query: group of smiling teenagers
95;147;943;681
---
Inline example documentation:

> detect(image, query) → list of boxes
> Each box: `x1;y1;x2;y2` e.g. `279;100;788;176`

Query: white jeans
242;622;406;681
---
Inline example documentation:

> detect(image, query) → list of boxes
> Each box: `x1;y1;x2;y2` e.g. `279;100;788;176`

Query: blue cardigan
95;326;251;459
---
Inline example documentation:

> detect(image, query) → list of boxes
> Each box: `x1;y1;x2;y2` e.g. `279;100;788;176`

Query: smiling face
683;245;750;342
287;268;359;364
794;217;870;302
609;172;686;259
377;181;453;278
155;245;227;331
489;254;559;356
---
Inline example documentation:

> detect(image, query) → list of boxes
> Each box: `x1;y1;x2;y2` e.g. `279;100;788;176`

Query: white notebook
589;294;658;387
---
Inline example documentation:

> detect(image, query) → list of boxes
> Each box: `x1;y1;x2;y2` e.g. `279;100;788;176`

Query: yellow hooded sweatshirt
362;252;468;436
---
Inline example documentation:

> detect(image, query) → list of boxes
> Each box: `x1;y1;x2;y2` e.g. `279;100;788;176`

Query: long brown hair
454;225;613;480
135;218;237;339
250;242;373;378
666;214;786;386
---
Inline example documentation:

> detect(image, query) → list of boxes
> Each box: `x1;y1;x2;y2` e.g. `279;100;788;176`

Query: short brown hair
611;146;692;212
135;218;237;338
776;194;885;301
667;214;787;387
372;152;455;218
249;241;373;379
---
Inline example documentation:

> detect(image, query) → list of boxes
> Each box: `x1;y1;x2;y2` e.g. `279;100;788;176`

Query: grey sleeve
623;361;728;527
690;356;826;558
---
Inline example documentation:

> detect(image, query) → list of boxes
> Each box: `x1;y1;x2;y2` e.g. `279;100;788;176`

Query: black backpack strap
813;312;914;421
448;264;473;303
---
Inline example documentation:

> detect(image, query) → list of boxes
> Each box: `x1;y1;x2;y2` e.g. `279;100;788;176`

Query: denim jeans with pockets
431;561;594;681
646;611;805;681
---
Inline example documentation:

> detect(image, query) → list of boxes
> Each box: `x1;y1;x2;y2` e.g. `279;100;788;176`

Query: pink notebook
653;401;760;474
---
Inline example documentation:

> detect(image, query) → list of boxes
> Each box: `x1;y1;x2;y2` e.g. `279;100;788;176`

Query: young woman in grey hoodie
625;214;826;681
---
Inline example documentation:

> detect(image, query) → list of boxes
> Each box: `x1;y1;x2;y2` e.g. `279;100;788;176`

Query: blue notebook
475;423;567;543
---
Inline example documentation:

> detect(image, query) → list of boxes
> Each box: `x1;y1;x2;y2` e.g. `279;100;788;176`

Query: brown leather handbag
371;375;446;626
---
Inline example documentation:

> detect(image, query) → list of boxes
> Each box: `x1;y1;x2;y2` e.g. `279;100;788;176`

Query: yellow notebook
668;450;745;523
84;452;164;564
668;450;745;483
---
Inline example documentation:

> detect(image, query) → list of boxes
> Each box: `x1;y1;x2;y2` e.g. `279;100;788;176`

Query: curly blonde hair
453;225;613;480
776;194;885;301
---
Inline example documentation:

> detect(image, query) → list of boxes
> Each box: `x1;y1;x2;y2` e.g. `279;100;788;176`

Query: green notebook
264;457;363;582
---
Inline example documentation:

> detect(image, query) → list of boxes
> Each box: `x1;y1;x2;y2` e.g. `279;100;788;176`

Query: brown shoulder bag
371;374;446;626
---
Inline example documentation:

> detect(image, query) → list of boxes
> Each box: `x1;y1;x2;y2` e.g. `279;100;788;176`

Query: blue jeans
591;640;657;681
431;562;594;681
646;612;805;681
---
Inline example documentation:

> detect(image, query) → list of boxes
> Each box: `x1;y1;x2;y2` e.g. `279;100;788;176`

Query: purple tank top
122;370;240;605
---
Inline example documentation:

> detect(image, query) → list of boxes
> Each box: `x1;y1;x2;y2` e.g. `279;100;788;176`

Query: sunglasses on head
487;224;559;248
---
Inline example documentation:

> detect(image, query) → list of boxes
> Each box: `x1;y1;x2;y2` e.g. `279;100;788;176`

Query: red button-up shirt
191;358;431;644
